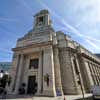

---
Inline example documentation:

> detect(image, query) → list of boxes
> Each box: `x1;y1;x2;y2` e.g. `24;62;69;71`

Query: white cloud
37;0;100;53
17;0;33;14
0;17;17;22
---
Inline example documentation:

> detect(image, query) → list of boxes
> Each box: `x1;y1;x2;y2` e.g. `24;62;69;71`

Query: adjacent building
9;10;100;96
0;62;12;71
95;54;100;58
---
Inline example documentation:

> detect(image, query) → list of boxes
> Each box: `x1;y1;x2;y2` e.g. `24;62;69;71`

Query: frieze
18;26;54;42
17;34;52;48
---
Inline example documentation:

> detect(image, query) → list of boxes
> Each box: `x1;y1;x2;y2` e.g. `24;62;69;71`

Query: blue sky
0;0;100;62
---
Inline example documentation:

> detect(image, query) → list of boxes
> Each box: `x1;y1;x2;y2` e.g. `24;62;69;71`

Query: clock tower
34;10;52;29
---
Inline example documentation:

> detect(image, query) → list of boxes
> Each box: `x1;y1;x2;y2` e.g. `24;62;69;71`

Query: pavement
0;94;93;100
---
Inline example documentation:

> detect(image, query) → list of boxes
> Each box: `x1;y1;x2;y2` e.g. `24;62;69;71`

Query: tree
0;74;11;88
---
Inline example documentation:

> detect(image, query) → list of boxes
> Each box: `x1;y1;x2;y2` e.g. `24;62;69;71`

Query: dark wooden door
27;76;36;94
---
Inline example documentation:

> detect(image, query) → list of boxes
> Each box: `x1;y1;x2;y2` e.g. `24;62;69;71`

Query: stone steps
0;94;93;100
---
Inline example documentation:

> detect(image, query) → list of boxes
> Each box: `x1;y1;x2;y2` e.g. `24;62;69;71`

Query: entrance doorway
27;76;37;94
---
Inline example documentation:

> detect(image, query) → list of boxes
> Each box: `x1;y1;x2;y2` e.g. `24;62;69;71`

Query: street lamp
0;70;4;78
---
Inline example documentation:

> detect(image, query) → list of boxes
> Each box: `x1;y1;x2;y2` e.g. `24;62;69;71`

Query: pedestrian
64;96;66;100
2;89;7;99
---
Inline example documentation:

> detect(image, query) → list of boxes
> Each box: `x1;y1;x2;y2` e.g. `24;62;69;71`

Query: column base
37;89;56;97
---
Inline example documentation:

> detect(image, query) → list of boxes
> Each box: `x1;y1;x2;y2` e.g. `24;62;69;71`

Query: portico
11;41;57;96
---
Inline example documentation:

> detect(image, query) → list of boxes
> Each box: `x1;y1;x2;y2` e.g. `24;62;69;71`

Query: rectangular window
39;16;44;22
36;16;44;26
73;59;79;75
29;59;39;69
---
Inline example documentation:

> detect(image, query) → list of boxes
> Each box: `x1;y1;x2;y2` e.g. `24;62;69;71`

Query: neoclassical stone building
10;10;100;96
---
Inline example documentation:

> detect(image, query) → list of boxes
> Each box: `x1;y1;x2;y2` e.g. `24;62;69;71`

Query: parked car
91;85;100;99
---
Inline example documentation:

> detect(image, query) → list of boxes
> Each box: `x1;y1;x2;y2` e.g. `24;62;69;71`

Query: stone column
53;46;63;96
97;66;100;84
74;57;85;94
37;51;43;94
98;66;100;78
92;64;98;85
84;62;94;89
90;64;97;85
77;55;93;92
42;46;56;96
14;54;24;94
95;65;99;85
88;63;95;85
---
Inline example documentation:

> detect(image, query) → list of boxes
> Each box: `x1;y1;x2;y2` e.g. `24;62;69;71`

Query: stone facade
9;10;100;96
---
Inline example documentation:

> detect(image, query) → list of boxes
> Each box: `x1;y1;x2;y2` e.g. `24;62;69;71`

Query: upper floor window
73;59;79;75
39;16;44;22
36;16;44;26
29;59;39;69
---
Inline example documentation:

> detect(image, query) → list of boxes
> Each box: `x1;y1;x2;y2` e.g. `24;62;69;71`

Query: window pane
73;59;79;75
29;59;39;69
39;16;43;22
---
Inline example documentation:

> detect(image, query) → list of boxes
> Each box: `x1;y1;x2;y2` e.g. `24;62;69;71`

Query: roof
34;9;49;17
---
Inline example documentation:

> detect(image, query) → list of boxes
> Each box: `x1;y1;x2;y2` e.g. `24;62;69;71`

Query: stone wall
59;48;78;94
77;53;100;93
